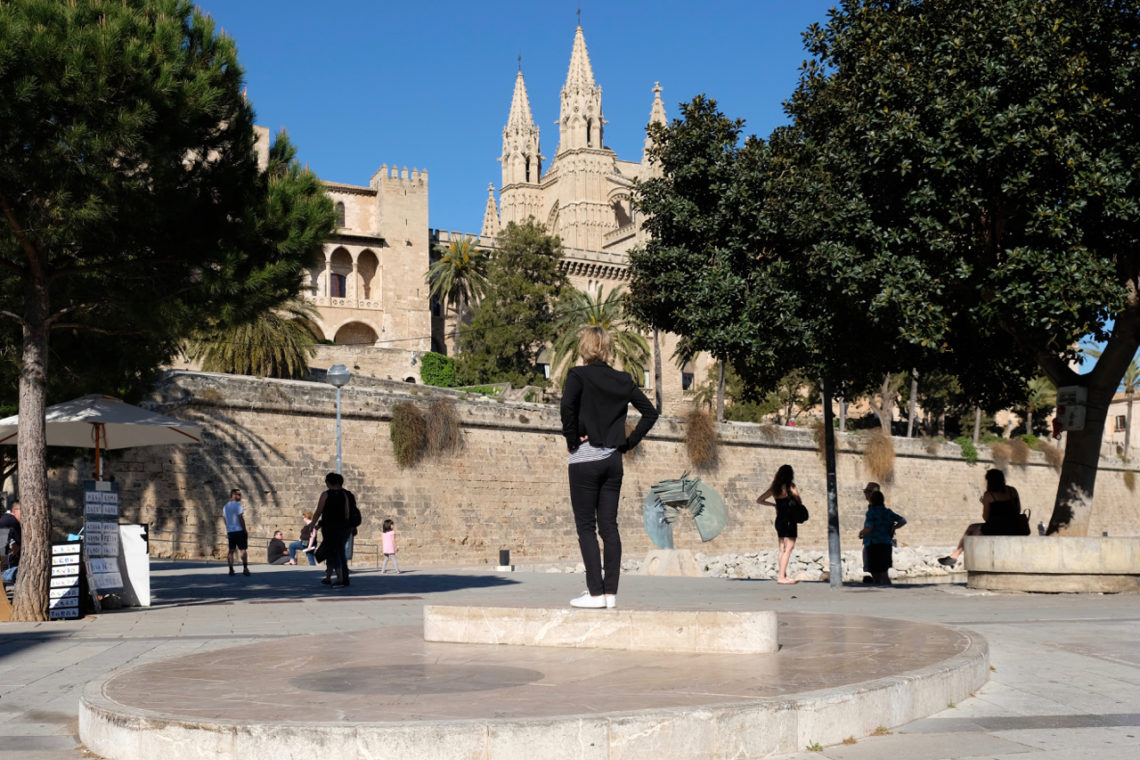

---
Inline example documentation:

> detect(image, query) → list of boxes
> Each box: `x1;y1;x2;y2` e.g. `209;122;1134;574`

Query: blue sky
199;1;839;232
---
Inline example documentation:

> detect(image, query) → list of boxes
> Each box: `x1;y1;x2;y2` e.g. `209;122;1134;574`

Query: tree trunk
1126;390;1133;460
1026;409;1033;438
652;330;663;414
1045;318;1139;536
906;369;918;438
972;407;981;444
838;397;847;433
871;373;895;430
11;274;51;622
1046;410;1107;536
715;359;725;422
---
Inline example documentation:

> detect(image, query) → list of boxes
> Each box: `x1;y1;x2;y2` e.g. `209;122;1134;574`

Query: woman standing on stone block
757;464;802;584
560;326;658;610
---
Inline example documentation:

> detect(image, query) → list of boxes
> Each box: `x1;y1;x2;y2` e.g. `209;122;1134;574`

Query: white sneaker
605;595;617;609
570;592;606;609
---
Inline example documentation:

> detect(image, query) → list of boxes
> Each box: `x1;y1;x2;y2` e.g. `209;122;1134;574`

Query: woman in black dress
939;469;1022;567
757;464;801;584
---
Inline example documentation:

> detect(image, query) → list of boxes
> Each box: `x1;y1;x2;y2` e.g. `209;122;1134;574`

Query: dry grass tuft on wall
759;422;779;441
1124;470;1136;492
1034;439;1064;470
426;397;462;456
990;440;1012;469
685;408;719;470
811;419;827;460
1010;437;1032;466
390;402;428;467
863;430;895;483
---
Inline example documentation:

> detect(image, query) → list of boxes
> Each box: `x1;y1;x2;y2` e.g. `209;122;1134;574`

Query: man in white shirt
222;489;249;576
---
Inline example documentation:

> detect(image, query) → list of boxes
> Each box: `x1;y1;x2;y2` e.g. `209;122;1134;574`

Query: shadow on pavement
146;561;519;607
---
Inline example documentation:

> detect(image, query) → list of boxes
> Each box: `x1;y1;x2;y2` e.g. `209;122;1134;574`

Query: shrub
863;430;895;482
1009;437;1032;466
419;351;457;387
1019;433;1040;448
425;397;461;456
990;440;1012;469
1035;439;1064;470
953;435;979;463
390;402;427;467
685;408;719;470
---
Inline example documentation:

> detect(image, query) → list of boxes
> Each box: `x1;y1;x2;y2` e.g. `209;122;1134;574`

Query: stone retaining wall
44;371;1140;567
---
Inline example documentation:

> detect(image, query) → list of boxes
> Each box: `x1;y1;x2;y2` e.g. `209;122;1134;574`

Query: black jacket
560;361;658;453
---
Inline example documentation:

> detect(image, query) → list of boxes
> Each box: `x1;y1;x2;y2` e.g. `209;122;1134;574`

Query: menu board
83;480;123;592
48;542;83;620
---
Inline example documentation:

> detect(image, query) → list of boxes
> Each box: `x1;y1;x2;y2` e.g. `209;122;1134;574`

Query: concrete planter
965;536;1140;593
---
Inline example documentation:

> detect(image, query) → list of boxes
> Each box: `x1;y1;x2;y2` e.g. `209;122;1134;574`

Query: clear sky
199;0;839;233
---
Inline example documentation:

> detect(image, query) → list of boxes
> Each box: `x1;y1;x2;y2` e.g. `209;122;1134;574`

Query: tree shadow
143;561;519;607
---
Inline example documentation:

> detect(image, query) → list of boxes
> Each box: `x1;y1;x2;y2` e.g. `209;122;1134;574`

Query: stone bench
423;605;778;653
965;536;1140;593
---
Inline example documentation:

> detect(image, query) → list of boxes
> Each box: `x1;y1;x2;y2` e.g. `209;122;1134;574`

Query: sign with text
48;542;83;620
83;480;122;594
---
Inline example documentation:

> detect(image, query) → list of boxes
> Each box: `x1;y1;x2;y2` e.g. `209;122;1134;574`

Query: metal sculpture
642;473;728;549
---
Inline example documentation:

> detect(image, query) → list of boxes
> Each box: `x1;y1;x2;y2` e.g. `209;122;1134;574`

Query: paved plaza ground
1;560;1138;759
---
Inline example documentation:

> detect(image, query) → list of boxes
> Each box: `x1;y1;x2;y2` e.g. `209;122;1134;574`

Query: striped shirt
568;441;618;465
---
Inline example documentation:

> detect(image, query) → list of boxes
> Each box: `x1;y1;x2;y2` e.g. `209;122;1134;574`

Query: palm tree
551;285;649;384
185;299;321;379
1024;376;1057;436
426;235;489;333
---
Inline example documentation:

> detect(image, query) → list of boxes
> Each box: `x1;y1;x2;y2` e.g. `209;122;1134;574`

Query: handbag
1016;508;1032;536
795;498;809;524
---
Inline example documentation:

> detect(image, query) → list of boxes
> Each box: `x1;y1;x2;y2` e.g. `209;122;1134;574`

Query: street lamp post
326;364;352;473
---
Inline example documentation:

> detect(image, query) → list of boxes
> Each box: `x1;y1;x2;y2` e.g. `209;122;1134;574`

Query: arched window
335;202;346;228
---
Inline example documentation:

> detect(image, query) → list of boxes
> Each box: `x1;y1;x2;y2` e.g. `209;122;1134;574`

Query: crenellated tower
498;68;543;227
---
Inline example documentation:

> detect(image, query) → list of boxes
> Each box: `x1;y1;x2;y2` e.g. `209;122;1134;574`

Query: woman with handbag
757;464;803;584
939;469;1025;567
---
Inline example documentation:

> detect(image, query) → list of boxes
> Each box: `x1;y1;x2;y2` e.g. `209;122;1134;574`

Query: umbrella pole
94;423;105;481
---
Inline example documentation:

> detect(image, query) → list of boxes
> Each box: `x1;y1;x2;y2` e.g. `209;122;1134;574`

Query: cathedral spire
500;68;542;186
558;25;604;152
481;184;500;239
643;82;667;164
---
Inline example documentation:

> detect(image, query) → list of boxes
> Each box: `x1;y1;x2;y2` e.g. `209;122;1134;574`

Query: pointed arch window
335;202;346;228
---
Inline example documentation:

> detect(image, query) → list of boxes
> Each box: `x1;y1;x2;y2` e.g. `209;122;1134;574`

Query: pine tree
0;0;333;620
457;221;568;387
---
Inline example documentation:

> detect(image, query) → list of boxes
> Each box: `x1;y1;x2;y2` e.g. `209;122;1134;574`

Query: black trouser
568;452;623;596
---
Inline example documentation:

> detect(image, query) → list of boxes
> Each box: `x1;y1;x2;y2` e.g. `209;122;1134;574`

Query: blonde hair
578;326;612;364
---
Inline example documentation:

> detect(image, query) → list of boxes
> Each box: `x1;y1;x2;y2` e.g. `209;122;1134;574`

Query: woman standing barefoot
757;464;801;584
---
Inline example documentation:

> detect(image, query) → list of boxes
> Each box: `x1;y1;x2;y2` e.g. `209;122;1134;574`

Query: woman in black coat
560;326;658;609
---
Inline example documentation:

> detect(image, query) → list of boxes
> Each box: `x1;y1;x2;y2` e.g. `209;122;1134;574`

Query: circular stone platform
80;611;988;760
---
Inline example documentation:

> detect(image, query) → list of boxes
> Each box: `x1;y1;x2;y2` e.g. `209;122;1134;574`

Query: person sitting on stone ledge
267;530;290;565
940;469;1024;567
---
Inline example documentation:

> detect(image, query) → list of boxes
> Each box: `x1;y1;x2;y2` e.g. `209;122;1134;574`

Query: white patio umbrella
0;394;203;479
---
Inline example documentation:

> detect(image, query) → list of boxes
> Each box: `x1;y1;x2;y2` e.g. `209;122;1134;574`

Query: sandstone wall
45;372;1140;567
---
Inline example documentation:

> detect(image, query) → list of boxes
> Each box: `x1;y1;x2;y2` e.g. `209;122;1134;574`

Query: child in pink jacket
381;519;400;574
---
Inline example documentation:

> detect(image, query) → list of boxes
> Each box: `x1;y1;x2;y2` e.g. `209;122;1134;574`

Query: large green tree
781;0;1140;534
457;220;568;387
633;2;1140;536
0;0;331;620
